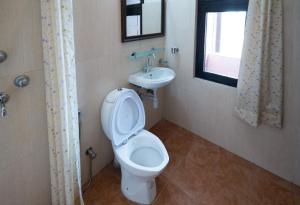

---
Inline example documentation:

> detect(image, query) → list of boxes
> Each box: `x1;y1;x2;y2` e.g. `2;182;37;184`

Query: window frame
195;0;249;87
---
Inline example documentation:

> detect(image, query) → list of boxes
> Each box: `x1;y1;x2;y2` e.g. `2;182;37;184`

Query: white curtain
235;0;283;128
41;0;84;204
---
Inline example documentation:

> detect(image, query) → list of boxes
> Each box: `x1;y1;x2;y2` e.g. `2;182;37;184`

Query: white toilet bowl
101;88;169;204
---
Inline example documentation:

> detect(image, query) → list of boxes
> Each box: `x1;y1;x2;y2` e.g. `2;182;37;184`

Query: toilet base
120;167;157;204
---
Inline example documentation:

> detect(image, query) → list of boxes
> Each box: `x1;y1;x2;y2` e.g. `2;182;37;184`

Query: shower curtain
41;0;84;204
235;0;283;128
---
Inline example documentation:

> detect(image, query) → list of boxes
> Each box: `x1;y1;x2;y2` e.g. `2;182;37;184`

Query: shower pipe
78;110;97;194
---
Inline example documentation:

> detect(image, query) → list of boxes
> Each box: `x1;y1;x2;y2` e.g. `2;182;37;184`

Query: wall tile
74;0;165;183
0;0;43;77
163;0;300;186
0;70;50;204
0;1;50;204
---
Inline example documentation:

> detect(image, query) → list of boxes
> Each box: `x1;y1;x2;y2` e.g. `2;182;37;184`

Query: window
195;0;249;87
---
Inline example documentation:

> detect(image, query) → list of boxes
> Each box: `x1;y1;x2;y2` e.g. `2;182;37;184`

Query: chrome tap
0;50;7;63
143;53;156;73
0;92;9;117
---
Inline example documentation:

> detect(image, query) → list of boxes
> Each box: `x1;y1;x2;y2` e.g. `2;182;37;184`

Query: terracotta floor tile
161;150;184;177
187;140;222;166
254;165;300;196
159;119;185;133
207;185;258;205
161;130;194;177
291;183;300;196
164;133;193;156
217;155;255;197
101;163;121;177
153;182;198;205
150;126;174;143
102;192;131;205
83;188;103;205
250;173;297;205
295;195;300;205
155;174;169;197
84;120;300;205
83;164;122;205
151;119;195;141
168;157;214;204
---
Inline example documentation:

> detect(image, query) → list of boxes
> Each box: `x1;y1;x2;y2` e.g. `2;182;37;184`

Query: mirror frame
121;0;165;42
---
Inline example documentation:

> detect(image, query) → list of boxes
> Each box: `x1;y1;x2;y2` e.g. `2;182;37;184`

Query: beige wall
73;0;165;183
164;0;300;186
0;0;51;204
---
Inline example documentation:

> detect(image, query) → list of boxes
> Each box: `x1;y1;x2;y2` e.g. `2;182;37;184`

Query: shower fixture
0;75;30;118
86;147;97;160
14;75;30;88
0;92;9;117
83;147;97;193
78;110;97;194
0;50;7;63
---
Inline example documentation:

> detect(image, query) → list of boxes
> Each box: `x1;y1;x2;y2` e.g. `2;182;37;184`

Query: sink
128;67;176;89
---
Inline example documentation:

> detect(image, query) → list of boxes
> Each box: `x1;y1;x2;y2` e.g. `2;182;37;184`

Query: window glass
204;12;246;79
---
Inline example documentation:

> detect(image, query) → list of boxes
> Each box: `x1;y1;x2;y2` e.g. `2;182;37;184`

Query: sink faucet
143;53;156;73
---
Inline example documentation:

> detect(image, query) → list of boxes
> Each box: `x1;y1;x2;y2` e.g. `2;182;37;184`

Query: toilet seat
105;88;145;146
115;129;169;177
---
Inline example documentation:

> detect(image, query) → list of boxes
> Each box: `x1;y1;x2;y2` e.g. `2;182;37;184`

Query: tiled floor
84;120;300;205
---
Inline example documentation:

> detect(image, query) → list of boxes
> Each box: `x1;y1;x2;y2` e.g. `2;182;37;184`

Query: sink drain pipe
137;88;159;109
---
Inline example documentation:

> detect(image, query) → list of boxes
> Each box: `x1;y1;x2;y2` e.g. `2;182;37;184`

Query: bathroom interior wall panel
0;0;51;204
163;0;300;186
73;0;165;184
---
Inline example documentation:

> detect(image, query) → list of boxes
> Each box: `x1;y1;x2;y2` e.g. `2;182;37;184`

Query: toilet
101;88;169;204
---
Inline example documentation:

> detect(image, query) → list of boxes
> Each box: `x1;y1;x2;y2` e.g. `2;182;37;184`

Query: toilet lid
110;89;145;146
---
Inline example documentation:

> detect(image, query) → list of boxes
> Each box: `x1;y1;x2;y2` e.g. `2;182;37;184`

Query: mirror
121;0;165;42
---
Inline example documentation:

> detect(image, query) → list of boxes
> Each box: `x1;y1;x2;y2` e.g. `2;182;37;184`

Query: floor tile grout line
151;182;169;205
84;119;300;205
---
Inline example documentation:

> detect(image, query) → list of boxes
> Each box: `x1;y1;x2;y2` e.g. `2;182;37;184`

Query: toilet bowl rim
114;130;169;172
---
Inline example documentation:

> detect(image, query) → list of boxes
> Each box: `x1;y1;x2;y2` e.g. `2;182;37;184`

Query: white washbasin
129;67;176;89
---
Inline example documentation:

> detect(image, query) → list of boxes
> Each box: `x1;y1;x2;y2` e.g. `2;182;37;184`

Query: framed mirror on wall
121;0;165;42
